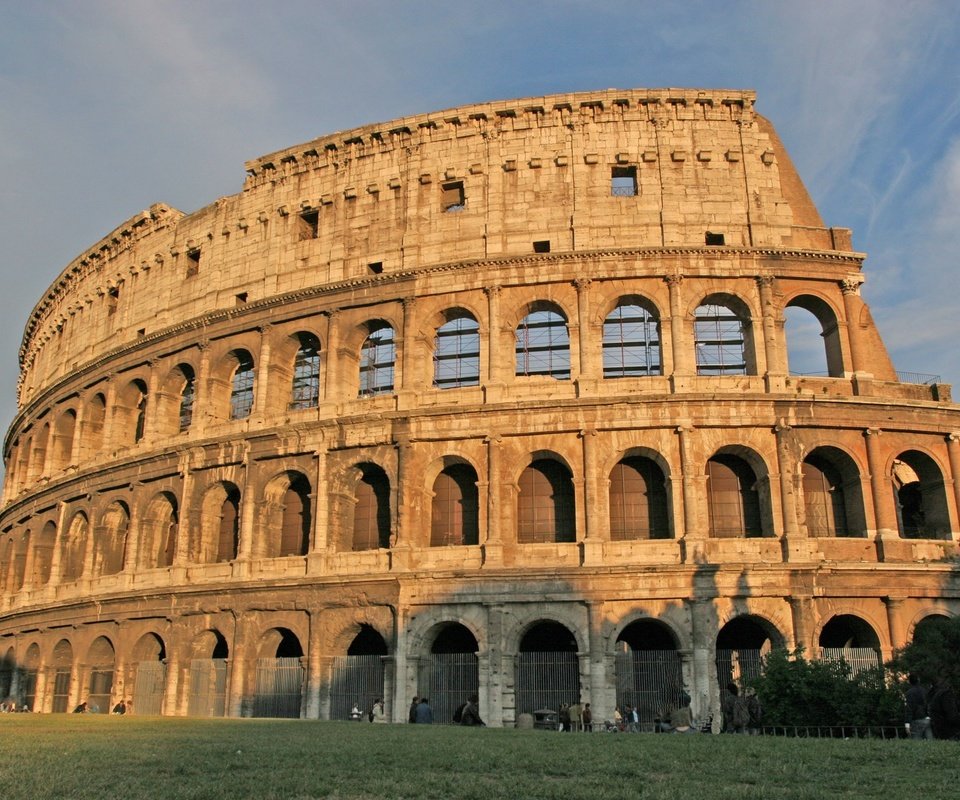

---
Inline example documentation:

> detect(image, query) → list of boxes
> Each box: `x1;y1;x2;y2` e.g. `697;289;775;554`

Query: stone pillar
173;454;195;569
47;501;71;586
323;310;340;403
399;297;418;399
664;275;691;377
884;596;907;655
162;652;180;717
381;655;396;723
143;360;161;441
483;434;503;565
484;603;505;727
841;278;868;375
99;375;118;454
68;401;86;467
391;432;413;565
788;595;815;655
253;324;273;421
585;600;610;723
305;610;323;718
864;428;897;536
237;460;258;563
774;423;806;561
573;278;596;389
580;429;603;564
676;424;699;546
757;275;785;388
946;434;960;536
688;597;718;729
309;446;330;559
194;341;212;433
483;286;503;393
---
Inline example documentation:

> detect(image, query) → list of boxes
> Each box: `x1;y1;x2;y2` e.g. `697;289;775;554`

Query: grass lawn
0;715;957;800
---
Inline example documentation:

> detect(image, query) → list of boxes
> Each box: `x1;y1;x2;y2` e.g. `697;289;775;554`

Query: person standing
928;677;960;740
408;696;419;724
581;703;593;732
904;674;932;740
415;697;434;724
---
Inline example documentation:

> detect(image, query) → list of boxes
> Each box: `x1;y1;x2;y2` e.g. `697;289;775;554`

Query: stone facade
1;88;958;725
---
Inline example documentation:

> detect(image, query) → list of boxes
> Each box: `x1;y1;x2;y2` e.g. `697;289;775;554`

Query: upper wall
18;88;848;408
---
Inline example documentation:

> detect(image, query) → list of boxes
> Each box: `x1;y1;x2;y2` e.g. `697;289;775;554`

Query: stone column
398;298;418;405
143;360;161;441
253;324;273;421
484;604;505;727
305;610;323;718
573;278;596;390
788;595;815;654
194;341;212;433
47;501;71;586
864;428;897;536
884;596;907;656
173;453;195;569
841;278;867;375
309;446;329;564
483;286;503;394
688;597;718;729
580;429;603;564
483;434;503;565
757;275;785;388
676;424;699;546
585;600;610;723
323;310;341;403
664;275;691;378
946;434;960;536
391;433;413;567
775;423;805;560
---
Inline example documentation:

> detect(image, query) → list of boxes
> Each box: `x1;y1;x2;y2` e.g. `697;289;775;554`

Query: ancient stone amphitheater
1;88;958;726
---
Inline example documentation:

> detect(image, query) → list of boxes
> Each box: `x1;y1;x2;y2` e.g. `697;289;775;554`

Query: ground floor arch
715;615;784;704
253;628;304;718
328;624;388;722
514;620;581;719
819;614;882;673
615;619;683;728
188;630;229;718
417;622;479;724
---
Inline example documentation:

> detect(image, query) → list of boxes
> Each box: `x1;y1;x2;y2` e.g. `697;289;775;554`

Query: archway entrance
51;640;73;712
188;630;228;717
514;621;580;719
716;616;781;701
329;625;387;721
87;637;116;713
253;629;304;718
615;620;682;728
132;633;166;715
819;615;881;674
418;624;479;724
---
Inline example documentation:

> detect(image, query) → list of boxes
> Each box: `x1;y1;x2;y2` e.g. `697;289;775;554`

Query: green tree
887;615;960;692
749;648;902;728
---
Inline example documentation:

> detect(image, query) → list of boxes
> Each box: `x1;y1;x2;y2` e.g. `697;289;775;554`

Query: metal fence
418;653;479;724
615;650;684;724
88;667;114;714
515;652;581;717
22;669;37;712
253;657;304;718
188;658;227;717
328;654;384;722
52;668;70;713
716;648;764;693
818;647;881;675
133;660;166;715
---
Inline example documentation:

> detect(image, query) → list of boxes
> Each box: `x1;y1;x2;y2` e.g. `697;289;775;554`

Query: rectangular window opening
368;261;383;275
611;166;638;196
107;287;119;315
533;240;551;253
299;209;319;240
186;248;201;276
705;232;725;246
441;181;465;212
137;328;146;338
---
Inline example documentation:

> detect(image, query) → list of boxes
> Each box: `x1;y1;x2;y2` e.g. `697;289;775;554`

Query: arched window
695;302;749;375
217;490;240;562
85;393;107;458
785;296;844;378
434;315;480;389
893;451;952;540
603;303;661;378
290;333;321;410
96;502;129;576
279;474;311;557
609;457;670;540
359;327;395;396
517;459;575;543
52;409;77;469
60;512;89;582
431;464;479;546
516;309;570;379
142;493;179;569
178;366;196;432
707;455;762;537
800;449;866;538
230;351;255;419
32;522;57;586
353;464;391;550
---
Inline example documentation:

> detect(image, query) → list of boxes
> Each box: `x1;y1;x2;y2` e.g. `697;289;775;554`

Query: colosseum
1;87;958;726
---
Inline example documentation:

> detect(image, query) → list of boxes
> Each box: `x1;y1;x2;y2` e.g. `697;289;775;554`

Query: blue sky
1;0;959;449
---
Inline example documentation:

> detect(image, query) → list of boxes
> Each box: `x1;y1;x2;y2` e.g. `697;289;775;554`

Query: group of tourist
350;694;485;726
721;684;763;734
904;673;960;740
0;698;29;712
558;702;593;732
70;699;130;714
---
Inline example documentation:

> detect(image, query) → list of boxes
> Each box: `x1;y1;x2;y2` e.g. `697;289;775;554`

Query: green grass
0;716;957;800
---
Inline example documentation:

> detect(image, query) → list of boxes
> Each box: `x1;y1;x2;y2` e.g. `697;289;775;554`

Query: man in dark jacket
904;673;931;739
415;697;434;724
929;678;960;740
461;694;485;726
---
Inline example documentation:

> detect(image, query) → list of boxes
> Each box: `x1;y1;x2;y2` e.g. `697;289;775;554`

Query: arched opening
707;454;763;537
132;633;167;715
515;621;581;719
141;493;179;570
290;332;321;410
278;473;312;557
60;512;89;582
87;637;116;713
32;521;57;586
615;620;682;728
911;614;951;644
358;325;395;396
434;313;480;389
892;451;952;539
609;456;670;540
51;409;77;470
819;615;882;674
198;483;241;563
716;616;782;703
515;307;571;380
30;423;50;481
801;448;867;538
8;530;29;592
95;501;129;577
352;464;391;551
694;298;754;376
177;365;196;432
419;624;480;724
517;458;576;544
0;649;13;705
115;379;148;447
430;463;479;546
22;643;40;712
603;300;662;378
84;393;107;460
785;296;843;378
51;639;73;713
253;628;304;718
229;350;255;420
188;630;229;718
329;625;388;722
